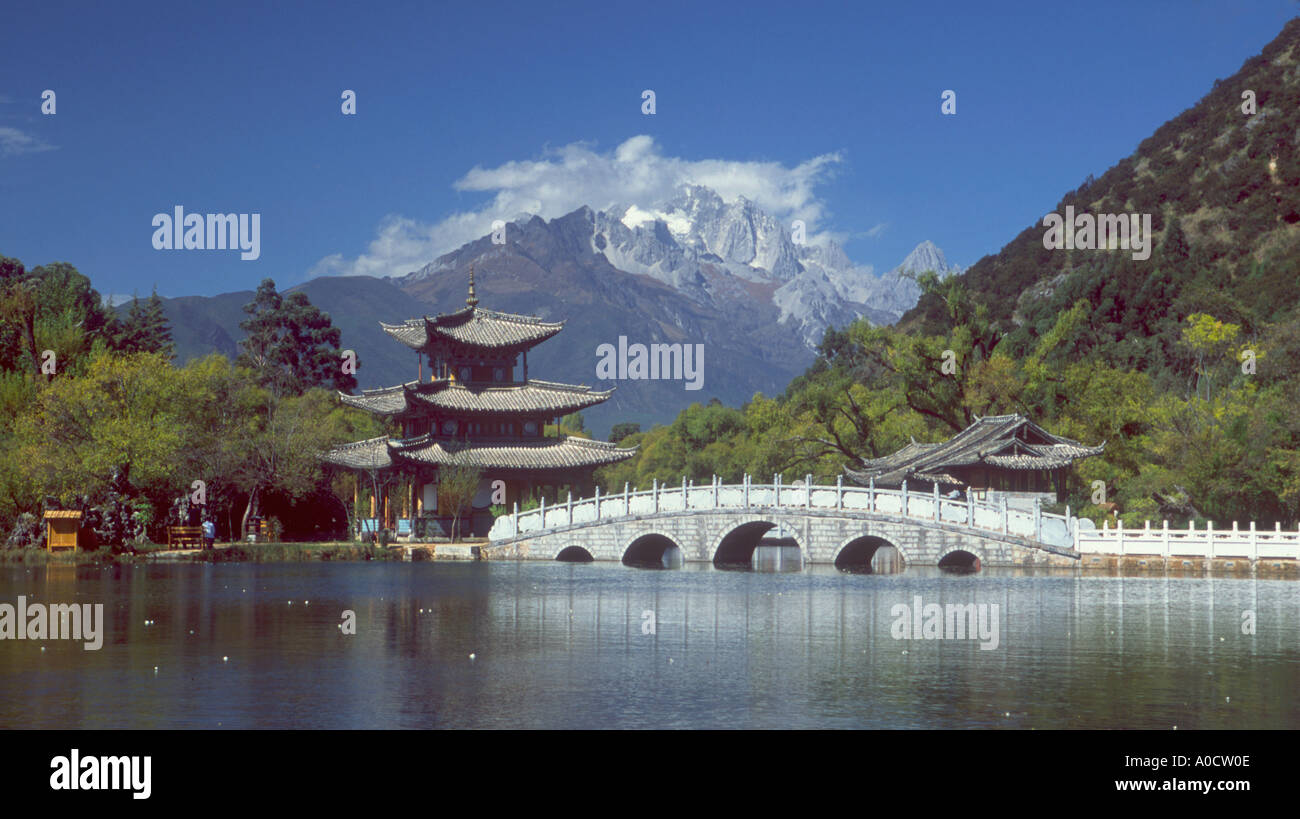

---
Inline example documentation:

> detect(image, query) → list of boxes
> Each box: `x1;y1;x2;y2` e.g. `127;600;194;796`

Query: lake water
1;562;1297;729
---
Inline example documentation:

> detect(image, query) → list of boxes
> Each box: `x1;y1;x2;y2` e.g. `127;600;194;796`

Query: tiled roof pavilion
322;271;635;481
844;413;1104;488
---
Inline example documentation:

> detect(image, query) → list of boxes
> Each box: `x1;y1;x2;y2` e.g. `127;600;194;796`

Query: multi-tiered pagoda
323;270;635;538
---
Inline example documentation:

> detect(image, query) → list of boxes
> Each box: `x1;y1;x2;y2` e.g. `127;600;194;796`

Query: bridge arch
937;547;982;573
555;545;595;562
711;519;802;569
622;533;684;569
833;534;907;574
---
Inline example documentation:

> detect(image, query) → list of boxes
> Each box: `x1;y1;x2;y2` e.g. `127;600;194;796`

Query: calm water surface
1;562;1297;729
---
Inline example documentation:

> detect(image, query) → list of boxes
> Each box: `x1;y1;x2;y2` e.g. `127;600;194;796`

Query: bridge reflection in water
5;563;1299;729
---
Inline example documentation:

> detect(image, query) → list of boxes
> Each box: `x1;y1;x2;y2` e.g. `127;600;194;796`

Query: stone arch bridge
483;475;1082;570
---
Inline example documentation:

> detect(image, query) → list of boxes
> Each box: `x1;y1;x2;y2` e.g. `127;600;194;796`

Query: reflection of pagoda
323;268;635;538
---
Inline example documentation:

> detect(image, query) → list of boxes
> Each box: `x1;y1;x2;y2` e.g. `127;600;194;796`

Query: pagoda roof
338;379;615;417
321;434;636;474
320;436;394;471
380;305;564;353
844;413;1104;487
395;434;635;472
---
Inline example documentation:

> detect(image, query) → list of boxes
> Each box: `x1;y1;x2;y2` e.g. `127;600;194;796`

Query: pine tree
236;278;357;396
140;290;175;358
116;288;174;358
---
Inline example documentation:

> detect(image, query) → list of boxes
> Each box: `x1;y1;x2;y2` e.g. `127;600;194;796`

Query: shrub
4;514;42;549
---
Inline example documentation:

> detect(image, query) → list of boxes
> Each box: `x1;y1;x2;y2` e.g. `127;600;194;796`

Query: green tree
14;350;188;510
1181;313;1241;401
437;464;482;542
237;278;357;397
227;386;360;537
116;289;175;357
609;422;641;444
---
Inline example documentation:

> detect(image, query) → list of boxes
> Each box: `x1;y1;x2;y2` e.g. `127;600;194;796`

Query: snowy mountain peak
895;240;958;277
405;185;963;352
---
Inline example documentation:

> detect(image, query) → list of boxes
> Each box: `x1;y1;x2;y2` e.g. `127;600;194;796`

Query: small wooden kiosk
44;510;82;553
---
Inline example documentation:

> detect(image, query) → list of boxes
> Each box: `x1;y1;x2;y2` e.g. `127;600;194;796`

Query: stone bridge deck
484;475;1082;569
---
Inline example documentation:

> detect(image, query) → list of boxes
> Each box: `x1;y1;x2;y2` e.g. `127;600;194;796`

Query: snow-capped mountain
405;184;962;353
869;240;966;317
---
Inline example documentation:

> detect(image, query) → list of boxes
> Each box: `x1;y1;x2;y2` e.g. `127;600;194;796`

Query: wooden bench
167;526;205;549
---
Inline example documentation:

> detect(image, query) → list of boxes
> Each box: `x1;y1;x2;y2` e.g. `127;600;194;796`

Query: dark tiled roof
844;413;1104;487
321;434;636;473
395;435;635;472
338;383;414;415
320;436;394;470
339;379;614;417
380;306;564;352
412;379;613;416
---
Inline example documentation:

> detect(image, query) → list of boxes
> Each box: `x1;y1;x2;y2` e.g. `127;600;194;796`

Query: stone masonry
481;507;1080;568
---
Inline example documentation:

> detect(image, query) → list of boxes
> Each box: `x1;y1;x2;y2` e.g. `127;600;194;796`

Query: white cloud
310;135;845;279
0;126;55;157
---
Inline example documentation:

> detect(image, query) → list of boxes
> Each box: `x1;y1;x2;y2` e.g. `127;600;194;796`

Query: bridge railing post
868;477;875;513
933;483;940;521
567;491;573;527
714;475;719;509
1162;519;1170;557
836;474;842;510
625;482;630;516
1000;496;1007;534
512;501;518;537
902;480;908;518
1116;518;1123;555
744;474;750;509
683;476;688;509
653;479;659;513
774;473;780;507
1207;520;1214;559
1250;521;1257;561
594;486;601;521
806;474;813;509
1034;501;1042;542
967;488;974;528
539;496;546;530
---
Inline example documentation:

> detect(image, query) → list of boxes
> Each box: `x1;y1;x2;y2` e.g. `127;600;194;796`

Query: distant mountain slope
141;277;434;392
129;290;251;363
902;17;1300;380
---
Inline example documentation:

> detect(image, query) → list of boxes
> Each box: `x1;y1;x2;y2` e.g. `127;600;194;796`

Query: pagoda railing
488;473;1078;549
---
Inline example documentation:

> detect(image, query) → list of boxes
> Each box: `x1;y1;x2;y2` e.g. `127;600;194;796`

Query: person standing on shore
202;518;216;550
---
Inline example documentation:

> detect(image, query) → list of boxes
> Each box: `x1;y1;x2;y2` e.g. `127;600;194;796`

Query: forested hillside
905;17;1300;389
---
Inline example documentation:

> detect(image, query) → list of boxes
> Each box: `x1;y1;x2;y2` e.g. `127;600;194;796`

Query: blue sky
1;0;1296;299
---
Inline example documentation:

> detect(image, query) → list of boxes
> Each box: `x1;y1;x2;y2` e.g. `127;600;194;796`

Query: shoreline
0;543;1296;577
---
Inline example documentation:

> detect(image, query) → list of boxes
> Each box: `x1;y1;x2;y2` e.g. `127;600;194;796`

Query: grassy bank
0;547;160;565
1;541;403;565
185;541;402;562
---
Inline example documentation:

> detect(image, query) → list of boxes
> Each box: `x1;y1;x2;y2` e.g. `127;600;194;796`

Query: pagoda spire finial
466;263;479;308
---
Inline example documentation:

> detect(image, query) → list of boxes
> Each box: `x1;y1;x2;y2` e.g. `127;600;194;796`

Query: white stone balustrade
491;473;1077;548
1076;519;1300;559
